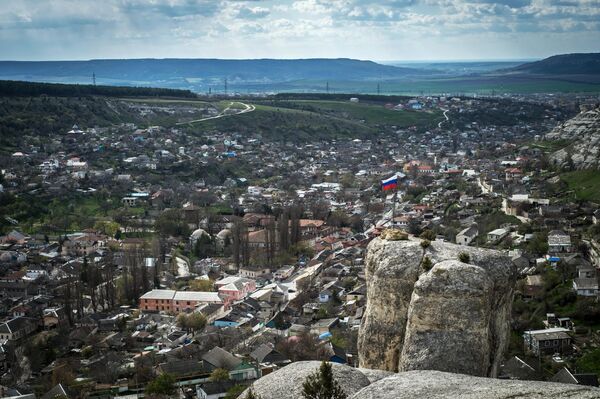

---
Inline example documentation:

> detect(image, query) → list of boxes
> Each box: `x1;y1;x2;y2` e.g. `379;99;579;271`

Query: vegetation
419;256;433;272
0;79;196;98
209;368;230;382
175;313;207;334
458;252;471;263
145;373;176;397
302;361;347;399
561;170;600;201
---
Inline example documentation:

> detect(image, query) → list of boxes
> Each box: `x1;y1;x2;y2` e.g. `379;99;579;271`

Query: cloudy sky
1;0;598;61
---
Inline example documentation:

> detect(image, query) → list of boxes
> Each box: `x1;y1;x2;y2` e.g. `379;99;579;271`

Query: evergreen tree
302;361;347;399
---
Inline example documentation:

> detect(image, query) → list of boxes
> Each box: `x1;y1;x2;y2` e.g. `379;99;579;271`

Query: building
548;230;572;254
456;225;478;246
138;289;223;312
523;327;572;355
487;228;509;243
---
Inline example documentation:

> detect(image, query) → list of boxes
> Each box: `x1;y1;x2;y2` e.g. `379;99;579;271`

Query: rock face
245;361;372;399
546;107;600;169
245;362;600;399
350;370;600;399
358;238;517;377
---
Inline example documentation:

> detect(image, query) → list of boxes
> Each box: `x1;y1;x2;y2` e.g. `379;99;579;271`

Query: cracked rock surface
358;238;517;377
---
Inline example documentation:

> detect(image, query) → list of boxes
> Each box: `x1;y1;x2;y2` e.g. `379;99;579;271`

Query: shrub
302;361;347;399
420;239;431;249
421;256;433;271
458;252;471;263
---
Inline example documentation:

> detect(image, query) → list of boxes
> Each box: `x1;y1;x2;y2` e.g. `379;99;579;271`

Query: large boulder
358;238;518;377
349;370;600;399
245;361;371;399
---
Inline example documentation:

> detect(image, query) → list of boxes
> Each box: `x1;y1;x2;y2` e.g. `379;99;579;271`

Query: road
438;108;450;128
176;101;255;125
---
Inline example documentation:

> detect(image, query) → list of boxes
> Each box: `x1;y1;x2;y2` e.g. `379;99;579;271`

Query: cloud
0;0;598;60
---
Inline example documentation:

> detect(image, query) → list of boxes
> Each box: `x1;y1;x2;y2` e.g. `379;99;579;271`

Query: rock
349;370;600;399
380;229;408;241
358;239;423;371
546;107;600;170
356;368;395;384
244;361;371;399
358;238;517;377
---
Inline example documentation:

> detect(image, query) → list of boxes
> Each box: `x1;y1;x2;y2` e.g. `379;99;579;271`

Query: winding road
176;101;255;125
438;108;450;128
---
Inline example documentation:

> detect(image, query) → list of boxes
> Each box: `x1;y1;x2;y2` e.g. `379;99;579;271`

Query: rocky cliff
546;107;600;169
246;361;600;399
358;238;518;377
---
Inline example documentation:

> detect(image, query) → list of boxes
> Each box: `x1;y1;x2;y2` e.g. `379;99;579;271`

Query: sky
0;0;599;61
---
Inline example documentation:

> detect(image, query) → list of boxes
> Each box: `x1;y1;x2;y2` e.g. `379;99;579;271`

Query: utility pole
92;72;96;86
377;83;380;95
224;78;228;95
326;81;329;94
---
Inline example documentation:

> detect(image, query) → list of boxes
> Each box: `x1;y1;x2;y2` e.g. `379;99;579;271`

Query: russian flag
381;175;398;191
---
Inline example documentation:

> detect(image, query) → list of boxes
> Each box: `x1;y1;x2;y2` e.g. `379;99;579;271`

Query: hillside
546;107;600;169
502;53;600;75
0;79;196;98
0;58;427;89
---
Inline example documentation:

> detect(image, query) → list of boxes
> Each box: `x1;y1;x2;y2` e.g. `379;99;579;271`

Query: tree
146;373;176;397
176;312;207;334
189;279;214;291
302;361;347;399
210;368;230;382
224;384;248;399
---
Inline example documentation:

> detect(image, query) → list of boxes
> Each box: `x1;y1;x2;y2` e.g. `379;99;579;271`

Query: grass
529;139;571;153
279;100;443;127
561;170;600;202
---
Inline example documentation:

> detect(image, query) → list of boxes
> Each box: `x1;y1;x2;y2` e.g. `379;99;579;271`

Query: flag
381;175;398;191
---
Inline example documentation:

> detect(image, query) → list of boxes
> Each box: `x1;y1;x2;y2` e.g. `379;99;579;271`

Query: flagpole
392;184;397;229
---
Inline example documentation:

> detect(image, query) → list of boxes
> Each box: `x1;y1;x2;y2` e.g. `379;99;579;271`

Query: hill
0;79;197;98
546;107;600;170
0;58;428;89
502;53;600;75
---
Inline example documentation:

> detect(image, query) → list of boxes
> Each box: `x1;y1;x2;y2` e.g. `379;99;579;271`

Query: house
573;278;599;297
216;277;256;305
487;228;509;243
250;343;291;368
524;275;544;299
523;327;572;355
499;356;537;380
551;367;599;387
548;230;572;254
310;318;338;335
196;380;241;399
456;225;478;246
202;346;242;372
0;317;38;342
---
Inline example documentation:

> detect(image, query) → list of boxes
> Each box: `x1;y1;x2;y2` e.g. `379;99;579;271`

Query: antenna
92;72;96;86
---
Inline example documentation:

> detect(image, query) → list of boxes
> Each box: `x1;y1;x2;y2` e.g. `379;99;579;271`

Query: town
1;86;599;398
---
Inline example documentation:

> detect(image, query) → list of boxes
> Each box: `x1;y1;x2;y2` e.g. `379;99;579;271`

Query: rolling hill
0;58;428;89
501;53;600;75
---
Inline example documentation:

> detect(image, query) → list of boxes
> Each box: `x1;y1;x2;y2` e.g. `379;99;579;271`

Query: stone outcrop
358;238;518;377
545;107;600;169
351;370;600;399
244;361;372;399
244;362;600;399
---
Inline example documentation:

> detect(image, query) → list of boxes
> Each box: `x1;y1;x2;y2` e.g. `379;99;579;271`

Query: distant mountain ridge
501;53;600;75
0;58;427;88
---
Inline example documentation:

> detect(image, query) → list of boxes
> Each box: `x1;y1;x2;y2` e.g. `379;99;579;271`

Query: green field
561;170;600;202
266;76;600;95
188;100;442;141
